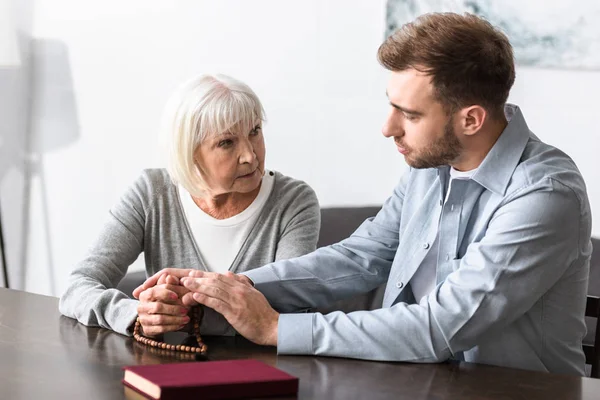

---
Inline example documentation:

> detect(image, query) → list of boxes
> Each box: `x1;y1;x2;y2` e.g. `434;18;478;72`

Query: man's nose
382;110;403;138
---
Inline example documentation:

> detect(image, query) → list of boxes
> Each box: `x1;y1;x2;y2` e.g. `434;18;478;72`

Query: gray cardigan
59;169;320;336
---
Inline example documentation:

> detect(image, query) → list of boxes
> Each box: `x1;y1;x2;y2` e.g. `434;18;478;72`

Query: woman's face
195;122;266;197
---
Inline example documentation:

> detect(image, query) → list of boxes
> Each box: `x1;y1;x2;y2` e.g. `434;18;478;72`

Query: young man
136;13;592;376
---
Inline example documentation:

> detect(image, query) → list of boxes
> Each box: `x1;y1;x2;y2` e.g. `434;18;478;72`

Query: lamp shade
0;0;21;67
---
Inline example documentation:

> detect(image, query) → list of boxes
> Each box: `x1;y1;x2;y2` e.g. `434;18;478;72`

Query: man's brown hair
378;12;515;120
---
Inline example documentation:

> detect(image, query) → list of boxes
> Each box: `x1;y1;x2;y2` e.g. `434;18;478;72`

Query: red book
122;359;299;400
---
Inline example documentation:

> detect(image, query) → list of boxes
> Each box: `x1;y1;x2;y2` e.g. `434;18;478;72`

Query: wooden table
1;288;598;399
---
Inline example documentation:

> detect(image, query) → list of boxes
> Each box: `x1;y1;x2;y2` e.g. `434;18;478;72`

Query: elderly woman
59;74;320;338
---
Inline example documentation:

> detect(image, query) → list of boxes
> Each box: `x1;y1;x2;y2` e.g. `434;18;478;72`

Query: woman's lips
238;170;257;179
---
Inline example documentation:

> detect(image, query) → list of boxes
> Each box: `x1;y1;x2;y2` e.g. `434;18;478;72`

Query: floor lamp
0;0;22;289
0;204;8;288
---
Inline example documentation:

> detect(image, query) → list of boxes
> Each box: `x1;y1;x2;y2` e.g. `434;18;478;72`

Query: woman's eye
218;139;233;148
250;125;262;136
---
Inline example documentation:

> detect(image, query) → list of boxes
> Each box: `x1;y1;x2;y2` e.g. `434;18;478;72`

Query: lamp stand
0;200;9;288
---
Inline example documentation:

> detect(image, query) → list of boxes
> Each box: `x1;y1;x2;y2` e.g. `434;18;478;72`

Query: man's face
382;69;462;169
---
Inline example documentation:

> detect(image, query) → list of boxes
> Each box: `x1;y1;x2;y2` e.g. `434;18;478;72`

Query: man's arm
275;180;589;361
243;172;410;312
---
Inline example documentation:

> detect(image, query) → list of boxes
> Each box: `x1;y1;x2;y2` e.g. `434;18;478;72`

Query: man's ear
458;105;486;136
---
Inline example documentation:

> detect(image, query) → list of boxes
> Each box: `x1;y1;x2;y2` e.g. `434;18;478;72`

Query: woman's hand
136;275;191;337
132;268;196;299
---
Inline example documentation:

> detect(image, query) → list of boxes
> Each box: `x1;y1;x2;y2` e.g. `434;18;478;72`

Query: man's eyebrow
385;91;424;116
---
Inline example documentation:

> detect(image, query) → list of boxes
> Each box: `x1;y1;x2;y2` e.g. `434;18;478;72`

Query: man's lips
395;142;409;154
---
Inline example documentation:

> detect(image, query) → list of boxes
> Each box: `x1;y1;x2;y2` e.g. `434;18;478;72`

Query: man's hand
181;271;278;346
132;268;196;299
136;277;191;337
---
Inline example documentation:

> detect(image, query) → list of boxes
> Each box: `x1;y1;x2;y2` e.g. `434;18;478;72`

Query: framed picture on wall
385;0;600;70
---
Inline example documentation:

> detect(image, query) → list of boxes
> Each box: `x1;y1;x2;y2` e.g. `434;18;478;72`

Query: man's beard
402;120;462;169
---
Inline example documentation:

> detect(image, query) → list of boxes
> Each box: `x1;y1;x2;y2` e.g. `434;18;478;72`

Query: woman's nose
239;138;256;164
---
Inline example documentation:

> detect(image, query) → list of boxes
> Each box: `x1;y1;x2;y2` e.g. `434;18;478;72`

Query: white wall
15;0;600;296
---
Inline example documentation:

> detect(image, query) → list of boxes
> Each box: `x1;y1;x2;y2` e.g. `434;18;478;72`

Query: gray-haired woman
59;74;320;338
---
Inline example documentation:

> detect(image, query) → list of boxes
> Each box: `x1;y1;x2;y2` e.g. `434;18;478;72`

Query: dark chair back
585;237;600;378
584;296;600;378
315;206;385;314
317;206;382;247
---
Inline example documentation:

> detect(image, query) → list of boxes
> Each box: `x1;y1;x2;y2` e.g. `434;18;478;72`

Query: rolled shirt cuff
277;313;314;355
241;267;279;287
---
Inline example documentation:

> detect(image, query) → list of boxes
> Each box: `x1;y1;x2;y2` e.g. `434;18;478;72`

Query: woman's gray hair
162;74;265;197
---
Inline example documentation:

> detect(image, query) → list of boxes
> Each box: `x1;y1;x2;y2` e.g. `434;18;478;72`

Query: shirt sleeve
258;178;587;362
244;172;409;313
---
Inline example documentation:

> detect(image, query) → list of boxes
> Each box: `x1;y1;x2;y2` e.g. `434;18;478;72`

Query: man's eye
404;113;417;121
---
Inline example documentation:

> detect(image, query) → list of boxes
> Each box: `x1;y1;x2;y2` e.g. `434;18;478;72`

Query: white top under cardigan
178;171;275;273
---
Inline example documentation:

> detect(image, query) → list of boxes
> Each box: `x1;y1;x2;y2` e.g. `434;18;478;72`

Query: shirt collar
437;104;530;196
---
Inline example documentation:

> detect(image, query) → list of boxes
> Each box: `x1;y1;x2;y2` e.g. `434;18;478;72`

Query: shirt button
446;254;451;261
396;281;404;289
423;243;430;249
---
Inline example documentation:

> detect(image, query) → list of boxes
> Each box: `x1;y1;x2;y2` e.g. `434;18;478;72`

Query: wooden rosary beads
133;306;207;354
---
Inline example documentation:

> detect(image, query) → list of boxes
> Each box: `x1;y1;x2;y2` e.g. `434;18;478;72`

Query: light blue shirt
244;104;592;376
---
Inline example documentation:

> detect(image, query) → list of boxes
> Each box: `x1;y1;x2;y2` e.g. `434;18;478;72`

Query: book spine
163;379;299;400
